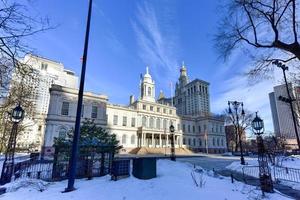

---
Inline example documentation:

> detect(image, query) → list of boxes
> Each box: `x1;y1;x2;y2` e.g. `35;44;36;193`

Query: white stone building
43;65;226;154
16;55;78;150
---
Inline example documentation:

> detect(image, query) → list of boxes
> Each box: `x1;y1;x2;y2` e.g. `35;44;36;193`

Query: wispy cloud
132;1;179;89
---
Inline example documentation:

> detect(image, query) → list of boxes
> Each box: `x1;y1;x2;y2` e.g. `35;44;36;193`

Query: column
166;134;169;147
152;133;154;147
159;134;162;147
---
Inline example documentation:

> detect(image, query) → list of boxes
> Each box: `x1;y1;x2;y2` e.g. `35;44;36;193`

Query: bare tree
215;0;300;78
0;0;51;95
224;108;254;152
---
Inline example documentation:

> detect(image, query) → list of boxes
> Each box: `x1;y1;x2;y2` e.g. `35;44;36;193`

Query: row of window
142;104;173;115
183;137;224;147
61;102;98;119
121;134;135;145
182;124;224;133
187;85;208;96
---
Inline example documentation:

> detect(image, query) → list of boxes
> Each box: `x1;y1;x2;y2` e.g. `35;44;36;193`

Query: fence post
231;173;234;183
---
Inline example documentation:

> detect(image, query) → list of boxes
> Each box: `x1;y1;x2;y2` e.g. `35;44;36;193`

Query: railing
274;166;300;183
241;165;300;183
14;160;53;181
242;166;259;179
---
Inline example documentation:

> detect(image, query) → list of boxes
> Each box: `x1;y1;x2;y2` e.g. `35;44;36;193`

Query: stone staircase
129;147;194;155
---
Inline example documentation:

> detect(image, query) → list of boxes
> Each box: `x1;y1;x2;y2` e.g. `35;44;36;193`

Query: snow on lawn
1;160;291;200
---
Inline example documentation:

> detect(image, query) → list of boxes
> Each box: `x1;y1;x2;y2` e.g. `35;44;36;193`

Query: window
113;115;118;125
163;108;166;114
142;116;147;127
156;118;161;129
81;105;84;117
157;107;160;112
169;110;172;115
188;125;191;132
131;117;136;127
182;124;186;132
188;138;191;145
198;126;201;132
122;116;127;126
213;138;215;146
221;138;224;146
183;138;186;145
58;128;67;138
163;119;167;129
217;138;220;146
122;135;127;144
199;139;202;146
143;104;146;110
193;126;195;133
131;135;135;144
177;123;180;131
61;102;69;116
150;106;153;111
148;87;151;96
193;138;196;146
41;63;48;70
91;106;97;118
149;117;154;128
204;124;207;131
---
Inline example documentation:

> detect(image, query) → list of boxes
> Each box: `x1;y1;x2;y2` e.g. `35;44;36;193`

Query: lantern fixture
251;112;264;135
11;104;25;123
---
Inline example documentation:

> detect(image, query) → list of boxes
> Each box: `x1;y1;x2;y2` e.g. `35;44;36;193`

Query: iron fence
274;166;300;183
14;160;53;181
242;165;300;183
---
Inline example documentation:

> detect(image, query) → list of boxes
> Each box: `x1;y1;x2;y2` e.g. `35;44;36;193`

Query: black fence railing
274;166;300;183
14;160;53;181
241;165;300;183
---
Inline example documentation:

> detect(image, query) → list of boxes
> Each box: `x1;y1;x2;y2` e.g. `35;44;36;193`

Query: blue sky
27;0;283;135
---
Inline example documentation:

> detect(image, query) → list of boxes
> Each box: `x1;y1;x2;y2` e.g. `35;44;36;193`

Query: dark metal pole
236;107;245;165
65;0;93;192
282;69;300;149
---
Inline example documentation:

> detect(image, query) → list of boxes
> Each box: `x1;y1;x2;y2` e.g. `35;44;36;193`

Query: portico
137;127;183;148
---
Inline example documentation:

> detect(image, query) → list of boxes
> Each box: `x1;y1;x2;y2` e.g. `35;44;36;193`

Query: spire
158;90;165;100
146;66;149;74
179;61;189;86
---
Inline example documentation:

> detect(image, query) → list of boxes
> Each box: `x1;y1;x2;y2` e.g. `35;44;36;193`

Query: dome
143;66;153;83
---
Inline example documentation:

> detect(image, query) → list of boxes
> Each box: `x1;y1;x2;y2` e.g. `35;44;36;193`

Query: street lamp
228;101;245;165
0;104;25;185
251;112;273;194
272;60;300;150
169;124;176;161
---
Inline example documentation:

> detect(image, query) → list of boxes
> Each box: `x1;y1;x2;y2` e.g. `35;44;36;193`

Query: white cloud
132;2;179;88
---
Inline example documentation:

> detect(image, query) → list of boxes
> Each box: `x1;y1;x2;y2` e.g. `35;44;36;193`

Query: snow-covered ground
1;160;292;200
226;155;300;190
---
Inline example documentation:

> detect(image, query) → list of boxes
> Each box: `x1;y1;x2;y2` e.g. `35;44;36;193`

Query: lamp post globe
11;104;25;123
251;112;264;136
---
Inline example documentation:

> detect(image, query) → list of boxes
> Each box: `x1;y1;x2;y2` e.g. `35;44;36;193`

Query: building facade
269;83;300;149
43;64;227;154
17;55;78;150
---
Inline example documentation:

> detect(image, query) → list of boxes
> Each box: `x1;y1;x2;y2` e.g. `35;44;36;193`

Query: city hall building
43;64;227;155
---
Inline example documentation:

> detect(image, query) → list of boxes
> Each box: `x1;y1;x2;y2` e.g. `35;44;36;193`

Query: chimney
130;95;135;105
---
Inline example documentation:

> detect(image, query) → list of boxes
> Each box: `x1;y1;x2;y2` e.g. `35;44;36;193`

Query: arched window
149;117;154;129
163;119;167;130
58;128;67;138
122;134;127;144
142;116;147;127
131;135;135;145
156;118;161;129
148;87;151;96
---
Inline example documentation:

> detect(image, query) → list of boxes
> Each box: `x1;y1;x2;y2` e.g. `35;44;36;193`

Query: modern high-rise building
16;54;78;150
269;83;300;149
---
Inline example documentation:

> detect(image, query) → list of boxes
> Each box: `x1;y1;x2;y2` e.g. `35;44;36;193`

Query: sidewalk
218;169;300;199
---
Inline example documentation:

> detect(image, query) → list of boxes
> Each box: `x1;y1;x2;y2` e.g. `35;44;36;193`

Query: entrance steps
129;147;194;155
